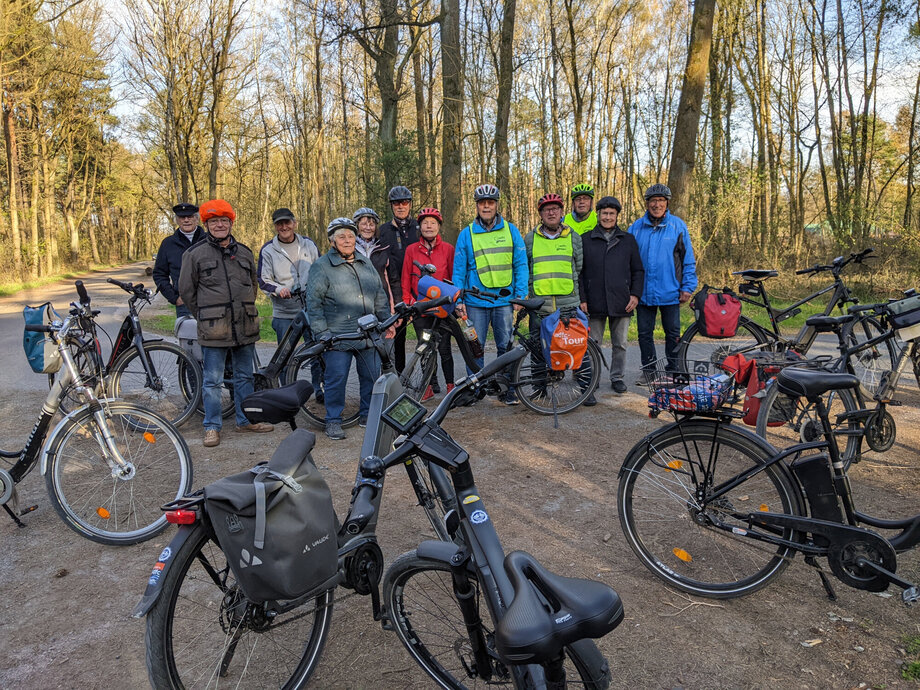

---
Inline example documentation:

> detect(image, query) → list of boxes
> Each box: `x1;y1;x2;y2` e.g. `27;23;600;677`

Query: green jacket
524;224;584;314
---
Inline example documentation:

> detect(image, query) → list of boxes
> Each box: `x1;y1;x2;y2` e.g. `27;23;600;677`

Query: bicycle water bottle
460;318;484;359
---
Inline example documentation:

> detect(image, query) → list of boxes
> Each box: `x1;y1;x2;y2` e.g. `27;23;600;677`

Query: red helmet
538;193;564;211
417;207;443;224
199;199;236;223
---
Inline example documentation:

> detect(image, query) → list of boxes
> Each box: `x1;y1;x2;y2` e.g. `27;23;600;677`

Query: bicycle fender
40;398;122;476
132;525;198;618
417;539;464;565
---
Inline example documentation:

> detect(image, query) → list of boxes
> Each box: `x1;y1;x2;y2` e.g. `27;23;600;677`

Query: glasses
391;200;411;207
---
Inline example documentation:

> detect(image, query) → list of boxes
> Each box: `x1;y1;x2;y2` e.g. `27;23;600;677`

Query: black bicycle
49;278;203;427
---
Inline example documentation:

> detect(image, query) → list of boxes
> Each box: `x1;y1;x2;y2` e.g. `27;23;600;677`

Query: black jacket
379;218;419;304
578;225;645;318
153;226;206;305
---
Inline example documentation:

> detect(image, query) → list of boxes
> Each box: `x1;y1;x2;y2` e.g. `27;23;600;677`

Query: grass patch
901;635;920;680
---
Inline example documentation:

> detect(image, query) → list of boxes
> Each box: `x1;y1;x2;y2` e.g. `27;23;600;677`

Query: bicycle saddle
732;269;778;280
510;298;546;311
242;381;314;426
494;551;624;664
805;314;854;333
776;367;858;400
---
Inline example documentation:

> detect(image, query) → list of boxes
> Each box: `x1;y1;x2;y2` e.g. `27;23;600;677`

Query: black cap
272;207;296;223
172;202;199;217
596;196;622;212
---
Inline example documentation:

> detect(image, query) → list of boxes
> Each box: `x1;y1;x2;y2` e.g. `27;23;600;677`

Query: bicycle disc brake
864;410;896;452
827;536;897;592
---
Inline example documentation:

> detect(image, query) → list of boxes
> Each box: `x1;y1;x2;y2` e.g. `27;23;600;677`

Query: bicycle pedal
20;504;38;515
902;586;920;606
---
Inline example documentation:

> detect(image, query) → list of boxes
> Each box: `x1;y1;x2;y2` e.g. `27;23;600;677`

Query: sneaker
634;376;647;386
583;392;598;407
501;390;520;406
421;385;434;402
236;422;274;433
203;429;220;447
612;380;628;394
359;416;368;428
431;383;441;394
325;422;346;440
446;383;455;394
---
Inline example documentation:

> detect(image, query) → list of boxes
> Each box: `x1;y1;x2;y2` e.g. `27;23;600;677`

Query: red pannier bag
540;308;590;371
721;353;782;427
693;286;742;338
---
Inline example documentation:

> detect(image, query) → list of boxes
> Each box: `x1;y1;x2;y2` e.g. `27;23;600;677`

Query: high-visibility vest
532;231;575;296
470;224;514;288
564;210;596;235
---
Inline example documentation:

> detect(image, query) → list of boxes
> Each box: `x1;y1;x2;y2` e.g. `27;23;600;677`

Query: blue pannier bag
23;302;62;374
540;307;590;371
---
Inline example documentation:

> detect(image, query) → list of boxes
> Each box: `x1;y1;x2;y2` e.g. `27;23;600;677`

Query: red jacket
401;236;456;304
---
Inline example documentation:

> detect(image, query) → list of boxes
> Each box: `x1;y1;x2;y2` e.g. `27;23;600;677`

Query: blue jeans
636;303;681;370
201;343;254;429
272;316;323;388
466;304;514;372
323;347;380;425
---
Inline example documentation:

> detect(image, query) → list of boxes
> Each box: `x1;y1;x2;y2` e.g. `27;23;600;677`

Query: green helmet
571;183;595;199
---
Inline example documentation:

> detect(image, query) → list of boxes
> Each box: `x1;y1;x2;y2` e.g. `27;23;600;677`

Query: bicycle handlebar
107;277;152;299
24;323;53;333
75;280;90;306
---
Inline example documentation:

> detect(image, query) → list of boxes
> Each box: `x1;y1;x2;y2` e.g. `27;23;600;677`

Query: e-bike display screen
382;394;427;434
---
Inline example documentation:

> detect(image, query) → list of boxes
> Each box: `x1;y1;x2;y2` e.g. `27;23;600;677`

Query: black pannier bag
888;295;920;342
203;429;339;603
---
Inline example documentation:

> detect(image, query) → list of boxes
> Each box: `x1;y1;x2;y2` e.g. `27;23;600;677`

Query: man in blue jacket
152;202;205;318
628;184;697;377
453;183;528;404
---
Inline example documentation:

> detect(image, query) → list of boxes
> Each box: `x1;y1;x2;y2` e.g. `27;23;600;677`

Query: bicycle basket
887;295;920;342
642;358;735;413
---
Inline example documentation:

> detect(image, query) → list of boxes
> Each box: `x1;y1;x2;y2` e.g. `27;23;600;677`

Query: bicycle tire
755;377;861;468
145;522;334;689
414;459;459;541
840;316;898;398
384;551;611;688
513;337;601;415
284;346;361;428
49;338;104;414
618;420;802;598
109;341;203;428
677;317;770;372
401;340;438;401
44;401;192;545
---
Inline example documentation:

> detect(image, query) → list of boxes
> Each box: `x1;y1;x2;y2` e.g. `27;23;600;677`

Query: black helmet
326;217;358;238
644;183;672;200
473;184;500;201
388;186;412;203
596;196;622;212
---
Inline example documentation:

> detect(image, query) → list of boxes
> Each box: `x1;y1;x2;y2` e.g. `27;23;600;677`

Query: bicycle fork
449;548;494;681
87;401;135;479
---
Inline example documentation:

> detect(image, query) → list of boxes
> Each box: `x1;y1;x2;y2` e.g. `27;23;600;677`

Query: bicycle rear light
165;509;198;525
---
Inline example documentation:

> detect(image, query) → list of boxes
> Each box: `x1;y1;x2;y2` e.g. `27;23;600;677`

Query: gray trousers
589;315;630;382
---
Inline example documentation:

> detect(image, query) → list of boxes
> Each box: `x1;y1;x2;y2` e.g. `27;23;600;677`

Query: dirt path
1;263;919;688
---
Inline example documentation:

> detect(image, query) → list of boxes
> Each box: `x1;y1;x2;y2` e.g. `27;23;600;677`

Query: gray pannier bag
203;429;340;603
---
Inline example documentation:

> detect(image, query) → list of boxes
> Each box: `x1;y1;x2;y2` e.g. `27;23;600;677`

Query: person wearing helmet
627;183;697;378
452;183;528;404
379;186;419;373
306;217;393;440
579;196;644;394
178;199;273;447
401;207;456;401
563;183;597;236
153;202;205;319
353;207;391;302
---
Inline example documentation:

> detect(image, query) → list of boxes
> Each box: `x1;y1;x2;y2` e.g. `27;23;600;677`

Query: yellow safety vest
470;224;514;288
564;210;597;235
532;231;575;296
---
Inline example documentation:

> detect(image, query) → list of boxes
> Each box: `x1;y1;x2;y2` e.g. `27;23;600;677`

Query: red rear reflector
166;509;198;524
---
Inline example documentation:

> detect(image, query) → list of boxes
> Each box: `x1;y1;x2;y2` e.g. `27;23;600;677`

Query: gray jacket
257;235;319;318
306;249;390;348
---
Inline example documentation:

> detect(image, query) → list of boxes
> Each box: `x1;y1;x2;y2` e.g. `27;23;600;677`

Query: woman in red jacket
401;207;456;400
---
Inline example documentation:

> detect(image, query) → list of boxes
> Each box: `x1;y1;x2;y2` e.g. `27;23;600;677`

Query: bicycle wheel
285;347;361;428
401;339;438;401
49;338;104;414
841;316;898;397
618;420;801;598
514;336;601;415
755;377;861;467
146;522;334;689
109;341;203;428
384;551;610;688
44;401;192;545
677;318;770;373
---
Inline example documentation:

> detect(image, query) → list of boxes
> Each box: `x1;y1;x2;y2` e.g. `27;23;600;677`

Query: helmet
537;193;564;210
473;184;500;202
417;207;443;224
596;196;622;212
199;199;236;223
388;186;413;203
326;217;358;238
644;183;672;200
571;183;595;199
352;207;380;224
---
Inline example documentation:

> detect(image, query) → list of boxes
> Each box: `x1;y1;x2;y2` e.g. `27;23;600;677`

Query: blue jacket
627;211;697;306
452;216;529;308
152;226;206;313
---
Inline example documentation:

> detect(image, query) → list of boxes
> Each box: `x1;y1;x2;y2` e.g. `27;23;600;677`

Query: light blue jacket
452;216;529;308
628;211;697;306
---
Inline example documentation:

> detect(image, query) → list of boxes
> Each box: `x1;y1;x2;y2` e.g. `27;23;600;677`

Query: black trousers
414;316;455;385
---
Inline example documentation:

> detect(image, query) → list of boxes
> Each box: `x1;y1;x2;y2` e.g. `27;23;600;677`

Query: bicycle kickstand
2;493;37;528
805;556;838;601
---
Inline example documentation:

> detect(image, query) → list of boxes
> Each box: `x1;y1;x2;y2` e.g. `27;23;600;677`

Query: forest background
1;0;919;295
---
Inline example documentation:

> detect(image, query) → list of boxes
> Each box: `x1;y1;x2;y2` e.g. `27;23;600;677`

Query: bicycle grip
795;267;814;275
106;277;130;289
75;280;90;305
413;294;453;313
24;323;53;332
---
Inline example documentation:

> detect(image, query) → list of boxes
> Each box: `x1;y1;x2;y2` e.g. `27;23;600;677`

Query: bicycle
136;343;624;688
49;279;203;428
2;296;193;545
618;362;920;604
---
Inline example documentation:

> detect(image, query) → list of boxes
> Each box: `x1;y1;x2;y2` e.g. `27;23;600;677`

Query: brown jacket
178;235;260;347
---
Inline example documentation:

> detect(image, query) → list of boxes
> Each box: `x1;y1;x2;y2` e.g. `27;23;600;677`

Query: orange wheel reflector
665;460;683;471
759;504;769;512
143;432;156;443
672;548;692;562
96;507;111;519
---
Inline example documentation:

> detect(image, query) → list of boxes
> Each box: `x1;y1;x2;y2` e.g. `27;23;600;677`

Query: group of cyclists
153;181;698;443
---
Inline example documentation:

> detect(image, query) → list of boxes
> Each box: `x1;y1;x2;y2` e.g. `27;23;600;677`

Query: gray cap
272;207;296;223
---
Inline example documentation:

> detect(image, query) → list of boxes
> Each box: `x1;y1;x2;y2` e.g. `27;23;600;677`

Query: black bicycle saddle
805;314;854;332
776;367;858;400
510;297;546;311
732;269;778;280
494;551;624;664
242;381;314;427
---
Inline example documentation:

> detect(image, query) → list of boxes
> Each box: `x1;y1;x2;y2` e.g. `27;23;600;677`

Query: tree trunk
439;0;463;241
412;44;429;200
494;0;516;197
3;94;23;278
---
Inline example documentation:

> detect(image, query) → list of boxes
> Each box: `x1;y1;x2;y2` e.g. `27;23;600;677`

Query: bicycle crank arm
852;557;916;593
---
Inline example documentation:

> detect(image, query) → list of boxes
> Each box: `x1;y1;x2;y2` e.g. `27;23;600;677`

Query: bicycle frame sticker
159;547;172;562
470;509;489;524
462;495;480;504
